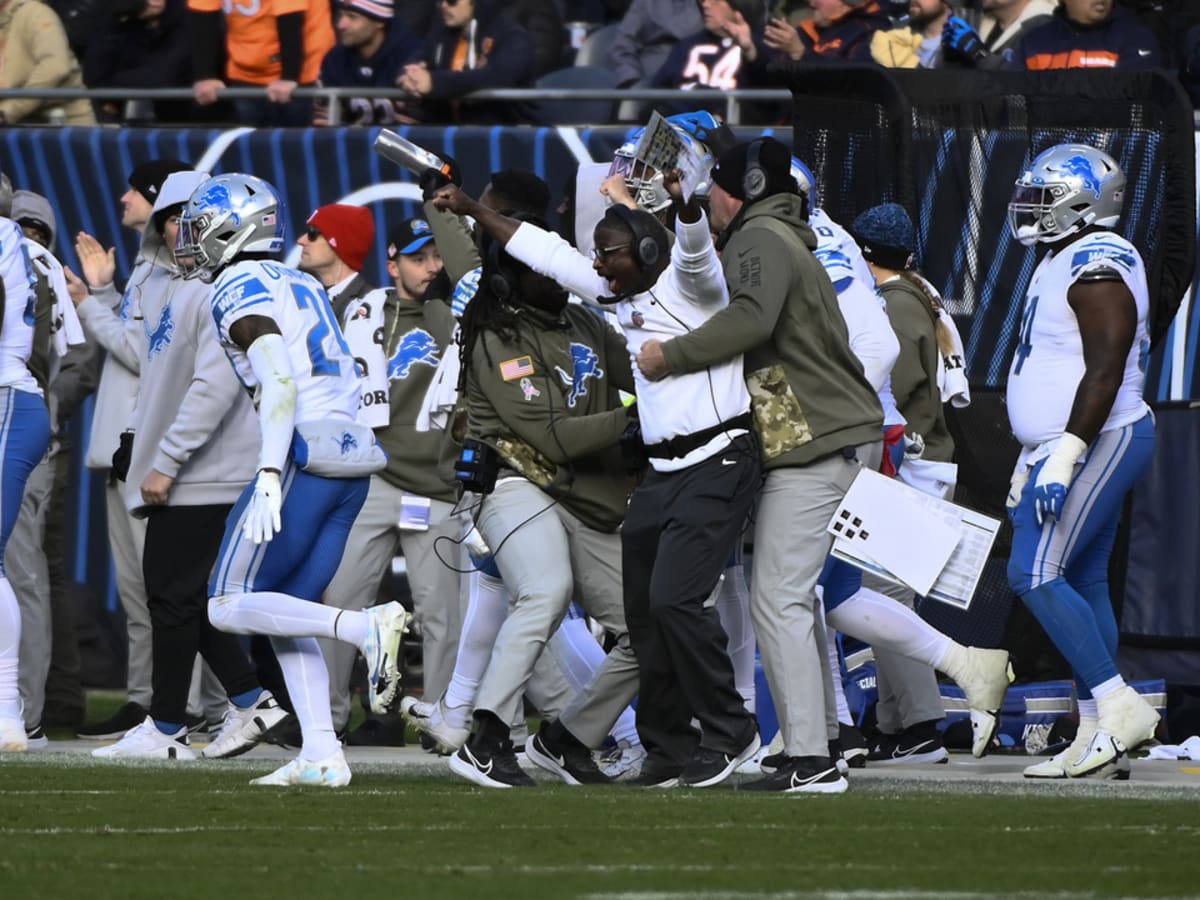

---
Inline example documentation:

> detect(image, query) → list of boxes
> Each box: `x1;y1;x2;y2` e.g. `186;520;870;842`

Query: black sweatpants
143;504;259;725
622;433;762;768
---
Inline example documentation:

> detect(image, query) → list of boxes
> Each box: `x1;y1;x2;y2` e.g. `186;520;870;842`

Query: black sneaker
625;754;682;788
77;702;148;741
868;719;949;765
449;739;536;788
25;724;48;750
346;715;407;747
261;714;346;749
839;722;869;768
679;731;762;788
738;755;848;794
829;738;849;776
759;751;787;775
525;722;610;785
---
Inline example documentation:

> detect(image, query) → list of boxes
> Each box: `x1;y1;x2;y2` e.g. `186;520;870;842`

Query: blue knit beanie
850;202;915;270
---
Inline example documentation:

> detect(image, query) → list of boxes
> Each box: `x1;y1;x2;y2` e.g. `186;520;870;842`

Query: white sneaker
1024;717;1096;779
399;695;469;754
0;718;27;752
598;739;647;780
945;645;1013;757
1065;687;1159;778
364;602;411;714
250;750;351;787
92;717;197;760
202;691;290;759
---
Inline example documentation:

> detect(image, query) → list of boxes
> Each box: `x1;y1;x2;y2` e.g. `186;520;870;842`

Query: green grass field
2;753;1199;900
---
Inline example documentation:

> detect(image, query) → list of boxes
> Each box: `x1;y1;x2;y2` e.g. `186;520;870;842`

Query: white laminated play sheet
826;467;1000;609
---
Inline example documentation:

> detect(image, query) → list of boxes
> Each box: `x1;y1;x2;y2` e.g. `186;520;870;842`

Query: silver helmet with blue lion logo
1007;143;1125;246
177;173;285;280
608;111;731;213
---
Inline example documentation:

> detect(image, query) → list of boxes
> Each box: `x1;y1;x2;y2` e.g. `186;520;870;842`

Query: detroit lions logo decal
554;342;603;408
146;305;174;358
388;328;440;380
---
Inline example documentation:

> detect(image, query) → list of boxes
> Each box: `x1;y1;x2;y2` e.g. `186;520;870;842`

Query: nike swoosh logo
722;459;736;466
737;249;751;259
790;766;836;787
1138;49;1151;56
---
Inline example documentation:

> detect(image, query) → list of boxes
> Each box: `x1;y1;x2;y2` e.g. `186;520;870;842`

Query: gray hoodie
75;214;178;469
122;172;259;515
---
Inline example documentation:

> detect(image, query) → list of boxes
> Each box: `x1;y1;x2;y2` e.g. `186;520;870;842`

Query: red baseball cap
306;204;375;272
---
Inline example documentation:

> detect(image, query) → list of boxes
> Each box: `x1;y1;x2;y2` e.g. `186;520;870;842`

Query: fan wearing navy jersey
313;0;422;126
0;211;49;753
176;173;409;787
1004;144;1159;780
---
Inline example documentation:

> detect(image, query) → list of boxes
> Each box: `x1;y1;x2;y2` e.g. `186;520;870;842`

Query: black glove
419;154;463;200
110;430;134;483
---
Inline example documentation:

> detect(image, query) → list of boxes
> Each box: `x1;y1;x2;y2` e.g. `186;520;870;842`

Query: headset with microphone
595;205;671;304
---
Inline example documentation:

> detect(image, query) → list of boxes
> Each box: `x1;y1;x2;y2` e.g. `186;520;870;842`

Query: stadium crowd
0;0;1197;126
0;92;1171;788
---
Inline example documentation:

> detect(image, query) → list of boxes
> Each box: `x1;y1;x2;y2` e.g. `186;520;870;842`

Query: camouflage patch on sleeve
746;364;813;461
495;436;558;489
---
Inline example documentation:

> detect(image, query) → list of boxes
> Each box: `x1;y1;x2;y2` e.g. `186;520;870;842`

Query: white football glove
1032;433;1088;525
243;470;283;544
1006;461;1029;511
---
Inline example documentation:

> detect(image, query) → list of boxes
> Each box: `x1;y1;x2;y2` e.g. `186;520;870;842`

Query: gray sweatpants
752;445;875;758
105;481;152;708
320;475;468;730
475;478;637;748
10;456;51;730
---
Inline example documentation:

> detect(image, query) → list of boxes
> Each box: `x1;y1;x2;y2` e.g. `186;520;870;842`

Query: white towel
27;241;85;359
416;323;462;433
342;288;390;429
935;308;970;409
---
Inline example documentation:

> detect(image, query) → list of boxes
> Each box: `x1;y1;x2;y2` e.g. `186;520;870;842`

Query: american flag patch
500;356;535;381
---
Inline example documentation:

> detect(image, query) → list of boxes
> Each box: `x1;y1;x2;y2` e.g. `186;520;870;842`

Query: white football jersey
811;208;902;427
0;217;39;393
211;259;361;426
1007;231;1150;448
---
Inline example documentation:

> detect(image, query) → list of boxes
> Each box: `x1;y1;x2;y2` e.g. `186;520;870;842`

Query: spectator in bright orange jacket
188;0;335;126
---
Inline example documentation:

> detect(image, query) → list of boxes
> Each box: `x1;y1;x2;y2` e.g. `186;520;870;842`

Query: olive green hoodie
466;302;634;532
662;192;882;468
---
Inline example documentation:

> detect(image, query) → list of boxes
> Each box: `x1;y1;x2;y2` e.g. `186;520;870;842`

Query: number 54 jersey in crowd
210;259;362;425
1006;231;1150;449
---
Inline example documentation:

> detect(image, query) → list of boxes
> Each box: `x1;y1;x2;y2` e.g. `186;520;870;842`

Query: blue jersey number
1013;295;1039;376
291;282;350;377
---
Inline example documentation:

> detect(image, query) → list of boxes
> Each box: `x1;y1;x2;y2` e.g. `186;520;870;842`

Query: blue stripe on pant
1007;415;1155;693
0;387;50;573
209;462;369;601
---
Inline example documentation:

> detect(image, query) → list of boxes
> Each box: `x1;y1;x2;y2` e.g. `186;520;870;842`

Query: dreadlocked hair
897;270;956;358
457;227;541;396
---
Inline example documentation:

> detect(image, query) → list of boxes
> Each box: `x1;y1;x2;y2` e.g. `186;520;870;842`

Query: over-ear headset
742;139;768;203
484;235;521;303
609;205;669;272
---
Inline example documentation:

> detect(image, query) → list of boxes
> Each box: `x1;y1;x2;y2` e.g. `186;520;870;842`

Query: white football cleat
250;750;351;787
399;694;469;754
1024;717;1096;779
943;645;1013;757
92;717;197;760
0;718;27;752
1065;687;1159;779
364;602;411;714
598;739;647;781
202;691;290;759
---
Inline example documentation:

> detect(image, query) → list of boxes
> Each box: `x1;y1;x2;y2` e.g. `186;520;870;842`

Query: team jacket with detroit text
466;303;634;532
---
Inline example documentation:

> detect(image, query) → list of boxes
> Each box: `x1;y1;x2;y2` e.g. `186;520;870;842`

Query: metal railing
0;86;794;126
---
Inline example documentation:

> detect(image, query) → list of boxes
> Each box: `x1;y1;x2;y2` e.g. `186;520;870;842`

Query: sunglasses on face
305;226;322;241
439;0;462;6
591;243;631;262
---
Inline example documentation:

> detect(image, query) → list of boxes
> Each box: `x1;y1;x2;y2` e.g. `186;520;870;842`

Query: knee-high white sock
825;624;852;726
443;570;510;719
549;613;603;692
208;591;368;648
0;576;21;720
826;587;950;669
269;635;340;761
716;564;756;712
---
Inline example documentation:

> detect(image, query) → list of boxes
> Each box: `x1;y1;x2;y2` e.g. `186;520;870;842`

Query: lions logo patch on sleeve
388;328;441;380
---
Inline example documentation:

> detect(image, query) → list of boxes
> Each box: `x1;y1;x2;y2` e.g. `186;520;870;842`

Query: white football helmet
177;173;285;280
790;156;818;207
1007;143;1125;246
609;111;724;212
